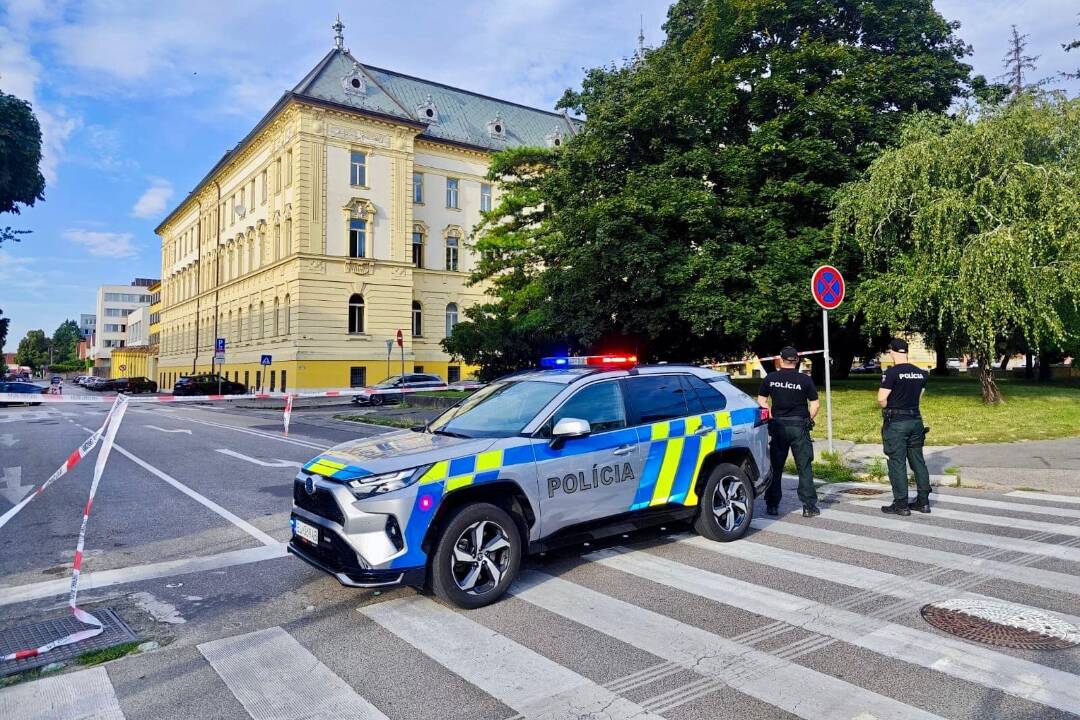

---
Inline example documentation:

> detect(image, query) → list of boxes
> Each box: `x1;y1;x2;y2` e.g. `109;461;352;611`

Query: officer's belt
770;416;810;425
882;407;920;418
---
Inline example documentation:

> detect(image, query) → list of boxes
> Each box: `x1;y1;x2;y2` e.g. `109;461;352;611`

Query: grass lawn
733;374;1080;445
413;390;473;398
335;414;420;429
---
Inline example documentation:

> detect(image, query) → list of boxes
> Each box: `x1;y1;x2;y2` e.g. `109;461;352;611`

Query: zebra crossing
4;486;1080;720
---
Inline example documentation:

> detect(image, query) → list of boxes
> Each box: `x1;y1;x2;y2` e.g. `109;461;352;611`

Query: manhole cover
842;487;886;496
921;599;1080;650
0;608;137;676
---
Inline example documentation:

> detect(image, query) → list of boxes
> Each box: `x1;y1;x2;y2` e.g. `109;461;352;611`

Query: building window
284;294;291;334
412;301;423;337
446;178;459;209
275;157;282;193
273;225;281;261
349;218;367;258
260;170;267;203
249;180;255;211
348;294;365;334
445;302;459;337
350;366;367;388
284;220;292;256
412;172;423;204
237;308;243;342
350;151;367;187
412;226;424;268
448;366;461;383
445;231;460;272
480;183;492;212
260;301;267;338
273;298;281;336
249;239;257;272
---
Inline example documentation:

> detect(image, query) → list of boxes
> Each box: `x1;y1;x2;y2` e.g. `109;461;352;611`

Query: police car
289;355;771;608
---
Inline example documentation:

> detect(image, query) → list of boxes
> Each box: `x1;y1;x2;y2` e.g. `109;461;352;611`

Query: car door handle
613;444;636;456
694;426;713;436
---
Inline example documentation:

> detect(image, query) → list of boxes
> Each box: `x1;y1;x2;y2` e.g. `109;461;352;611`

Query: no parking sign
811;265;845;310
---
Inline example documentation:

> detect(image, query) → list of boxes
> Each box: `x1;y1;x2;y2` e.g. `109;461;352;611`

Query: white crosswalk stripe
751;517;1080;594
0;666;125;719
511;571;947;720
592;548;1080;716
361;596;664;719
821;505;1080;562
823;483;1080;519
676;534;1080;625
844;498;1080;537
198;626;389;720
1006;490;1080;505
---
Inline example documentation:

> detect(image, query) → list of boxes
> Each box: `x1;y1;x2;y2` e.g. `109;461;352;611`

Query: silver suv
290;359;771;608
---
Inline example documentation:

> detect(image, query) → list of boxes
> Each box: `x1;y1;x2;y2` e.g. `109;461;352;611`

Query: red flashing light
586;354;638;368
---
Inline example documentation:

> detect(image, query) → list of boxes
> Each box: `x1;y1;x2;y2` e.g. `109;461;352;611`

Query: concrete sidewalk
816;436;1080;495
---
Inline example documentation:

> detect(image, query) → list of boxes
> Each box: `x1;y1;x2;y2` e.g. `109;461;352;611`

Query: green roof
294;49;581;151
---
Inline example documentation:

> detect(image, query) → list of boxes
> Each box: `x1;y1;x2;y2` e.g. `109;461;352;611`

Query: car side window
625;375;690;425
681;374;727;412
544;381;626;436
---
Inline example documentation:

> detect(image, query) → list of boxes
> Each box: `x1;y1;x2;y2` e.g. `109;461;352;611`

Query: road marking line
361;596;664;720
215;449;302;468
677;534;1080;625
1006;490;1080;506
821;483;1080;519
820;506;1080;563
0;433;16;447
0;665;125;719
512;571;946;720
157;412;329;450
198;626;389;720
752;518;1080;595
844;498;1080;537
0;466;29;505
594;549;1080;716
0;544;288;607
144;424;192;435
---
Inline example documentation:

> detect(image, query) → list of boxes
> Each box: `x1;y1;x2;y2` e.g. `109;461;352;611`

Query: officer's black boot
908;499;931;513
881;500;911;516
802;504;820;518
766;505;779;516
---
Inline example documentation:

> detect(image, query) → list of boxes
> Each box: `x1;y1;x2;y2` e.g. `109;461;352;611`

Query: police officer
757;346;820;517
878;338;931;515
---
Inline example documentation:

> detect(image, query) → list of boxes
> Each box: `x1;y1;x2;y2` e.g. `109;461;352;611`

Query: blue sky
1;0;1078;348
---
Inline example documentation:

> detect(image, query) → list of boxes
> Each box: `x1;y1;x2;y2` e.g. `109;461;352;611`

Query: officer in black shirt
878;338;931;515
757;347;820;517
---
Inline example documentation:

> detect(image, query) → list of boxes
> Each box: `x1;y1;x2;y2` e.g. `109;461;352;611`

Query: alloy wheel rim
451;519;512;595
711;475;748;532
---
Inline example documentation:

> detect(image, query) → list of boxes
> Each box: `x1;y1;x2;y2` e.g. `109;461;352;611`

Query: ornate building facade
156;21;579;391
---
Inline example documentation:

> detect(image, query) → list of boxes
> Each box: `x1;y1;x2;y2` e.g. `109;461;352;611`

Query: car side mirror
550;417;591;449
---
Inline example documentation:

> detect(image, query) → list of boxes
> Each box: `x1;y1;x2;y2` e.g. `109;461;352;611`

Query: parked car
851;358;881;374
50;375;63;385
0;381;47;406
946;358;962;370
448;379;485;392
99;376;158;394
83;377;107;390
351;373;447;406
172;374;247;396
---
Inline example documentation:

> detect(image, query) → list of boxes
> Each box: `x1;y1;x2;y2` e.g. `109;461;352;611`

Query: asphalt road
1;393;1079;720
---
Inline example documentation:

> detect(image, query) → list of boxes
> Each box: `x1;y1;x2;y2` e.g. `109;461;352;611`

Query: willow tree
833;97;1080;403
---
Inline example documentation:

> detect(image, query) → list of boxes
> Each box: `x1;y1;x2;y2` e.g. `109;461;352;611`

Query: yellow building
155;20;580;392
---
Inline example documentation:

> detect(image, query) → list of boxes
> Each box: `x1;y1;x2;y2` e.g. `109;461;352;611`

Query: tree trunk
1025;352;1035;379
977;354;1004;404
932;336;949;376
999;353;1011;373
1038;350;1052;382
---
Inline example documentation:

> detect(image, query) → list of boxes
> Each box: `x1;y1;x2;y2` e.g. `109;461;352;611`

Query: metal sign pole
400;343;405;386
386;339;392;382
822;307;833;454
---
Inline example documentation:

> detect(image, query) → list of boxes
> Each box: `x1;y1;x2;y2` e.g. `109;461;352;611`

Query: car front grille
293;477;346;525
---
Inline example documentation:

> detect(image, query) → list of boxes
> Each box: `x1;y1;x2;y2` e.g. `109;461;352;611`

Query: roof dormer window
416;94;439;124
341;61;366;97
487;112;506;140
545;127;564;148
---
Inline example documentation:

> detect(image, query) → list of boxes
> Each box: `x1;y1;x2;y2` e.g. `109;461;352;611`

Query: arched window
284;294;291;335
445;302;459;337
445;230;460;271
248;304;254;341
412;301;423;336
274;225;281;261
273;297;280;336
348;294;365;334
249;239;257;272
259;301;266;338
227;310;233;341
284;219;292;256
412;225;425;268
237;308;243;342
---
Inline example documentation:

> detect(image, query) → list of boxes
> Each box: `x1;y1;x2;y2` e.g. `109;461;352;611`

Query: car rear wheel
694;463;753;542
430;503;521;609
369;394;383;406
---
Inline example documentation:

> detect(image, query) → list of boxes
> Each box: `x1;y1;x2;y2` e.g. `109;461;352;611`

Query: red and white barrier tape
0;397;122;532
711;349;825;367
282;393;294;437
0;384;450;405
2;395;129;662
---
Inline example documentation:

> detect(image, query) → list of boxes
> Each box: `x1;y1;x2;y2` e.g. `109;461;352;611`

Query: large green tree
450;0;975;377
0;91;45;246
51;319;81;365
15;329;49;372
832;97;1080;403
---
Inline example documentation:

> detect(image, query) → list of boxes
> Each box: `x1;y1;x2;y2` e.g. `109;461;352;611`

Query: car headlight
347;467;427;496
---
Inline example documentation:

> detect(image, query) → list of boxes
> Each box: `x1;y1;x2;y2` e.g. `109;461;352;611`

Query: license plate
292;518;319;545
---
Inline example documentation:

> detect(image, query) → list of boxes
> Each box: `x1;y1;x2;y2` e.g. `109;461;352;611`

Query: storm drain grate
921;599;1080;651
0;608;137;676
842;487;887;496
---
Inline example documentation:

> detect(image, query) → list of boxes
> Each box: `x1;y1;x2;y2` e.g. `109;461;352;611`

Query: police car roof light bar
540;355;637;369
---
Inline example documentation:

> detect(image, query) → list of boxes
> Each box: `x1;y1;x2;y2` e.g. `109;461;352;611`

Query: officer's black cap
888;338;909;353
779;346;799;362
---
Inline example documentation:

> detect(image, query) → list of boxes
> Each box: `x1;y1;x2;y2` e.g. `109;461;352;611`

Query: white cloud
0;249;46;290
132;178;174;219
64;229;138;258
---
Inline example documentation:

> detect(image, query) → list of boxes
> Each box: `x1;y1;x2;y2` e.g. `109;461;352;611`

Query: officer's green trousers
882;417;931;503
765;421;816;508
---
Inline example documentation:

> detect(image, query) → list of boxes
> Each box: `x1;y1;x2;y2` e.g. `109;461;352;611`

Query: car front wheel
430;503;521;609
694;463;753;542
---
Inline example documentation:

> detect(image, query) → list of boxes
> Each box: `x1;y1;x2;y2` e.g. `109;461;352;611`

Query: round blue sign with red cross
811;265;845;310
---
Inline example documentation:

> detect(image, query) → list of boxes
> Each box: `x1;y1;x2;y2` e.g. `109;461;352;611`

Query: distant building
155;18;580;391
79;314;96;340
92;280;158;376
111;280;162;381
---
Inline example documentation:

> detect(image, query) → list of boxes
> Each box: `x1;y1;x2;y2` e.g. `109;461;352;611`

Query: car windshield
427;379;564;439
